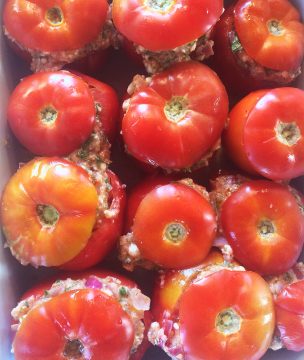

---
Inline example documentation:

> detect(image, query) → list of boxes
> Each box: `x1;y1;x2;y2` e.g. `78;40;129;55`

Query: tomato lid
243;88;304;180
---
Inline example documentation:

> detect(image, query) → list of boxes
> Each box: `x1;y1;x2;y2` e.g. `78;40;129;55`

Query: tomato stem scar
216;308;241;335
164;96;188;123
275;120;301;146
267;20;284;36
36;204;60;227
163;222;187;244
40;106;58;125
46;7;64;26
258;219;276;239
145;0;174;11
63;339;84;359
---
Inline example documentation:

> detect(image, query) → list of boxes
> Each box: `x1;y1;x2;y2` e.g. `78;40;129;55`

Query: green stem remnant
275;120;301;147
216;308;242;336
40;106;58;126
37;204;60;227
267;20;284;36
145;0;174;11
163;222;187;244
46;7;64;26
164;96;188;123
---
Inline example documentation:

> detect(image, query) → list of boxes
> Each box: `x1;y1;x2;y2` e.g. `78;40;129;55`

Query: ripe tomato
7;71;95;156
1;157;98;267
13;289;134;360
212;0;304;94
112;0;223;51
3;0;108;52
225;88;304;180
180;270;275;360
125;175;174;232
275;280;304;352
152;249;229;323
72;72;120;144
131;181;217;269
122;61;228;170
61;170;126;271
221;180;304;275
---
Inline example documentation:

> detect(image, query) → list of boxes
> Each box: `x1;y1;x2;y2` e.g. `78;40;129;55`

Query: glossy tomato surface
180;270;275;360
73;72;120;144
3;0;108;52
234;0;304;71
7;71;96;156
1;158;98;267
13;289;134;360
112;0;223;51
61;170;126;271
275;280;304;352
122;61;229;170
221;180;304;275
225;88;304;180
132;182;217;269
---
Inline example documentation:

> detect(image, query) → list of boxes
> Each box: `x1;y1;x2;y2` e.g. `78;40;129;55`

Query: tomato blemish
275;120;301;147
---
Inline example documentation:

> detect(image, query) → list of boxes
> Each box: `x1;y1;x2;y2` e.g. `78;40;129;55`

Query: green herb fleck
231;35;243;53
44;290;49;297
119;286;128;298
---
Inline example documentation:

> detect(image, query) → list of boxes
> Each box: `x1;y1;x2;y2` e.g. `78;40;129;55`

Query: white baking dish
0;0;303;359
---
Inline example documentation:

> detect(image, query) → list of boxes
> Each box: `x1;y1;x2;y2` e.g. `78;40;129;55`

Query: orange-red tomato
1;158;98;267
180;270;275;360
221;180;304;275
275;280;304;351
7;71;96;156
61;170;126;271
132;182;217;269
3;0;108;52
152;249;227;322
225;88;304;180
234;0;304;72
122;61;229;170
13;289;134;360
112;0;223;51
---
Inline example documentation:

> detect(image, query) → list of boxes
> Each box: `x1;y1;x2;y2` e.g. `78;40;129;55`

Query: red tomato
72;72;120;144
125;175;174;232
122;61;229;170
221;180;304;275
212;0;304;94
225;88;304;180
180;270;275;360
7;71;95;156
132;182;217;269
152;249;229;323
112;0;223;51
3;0;108;52
275;280;304;351
13;289;134;360
61;170;126;271
1;158;98;267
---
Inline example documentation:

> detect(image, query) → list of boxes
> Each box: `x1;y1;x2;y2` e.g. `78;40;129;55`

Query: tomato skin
13;289;134;360
71;72;120;144
112;0;223;51
1;157;98;267
132;182;217;269
3;0;108;52
152;249;227;323
234;0;304;71
179;270;275;360
225;88;304;180
275;280;304;351
61;170;126;271
122;61;228;170
8;71;96;156
125;175;174;232
221;180;304;275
